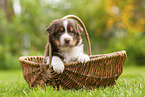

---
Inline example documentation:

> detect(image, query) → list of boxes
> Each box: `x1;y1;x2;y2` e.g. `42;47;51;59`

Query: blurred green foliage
0;0;145;69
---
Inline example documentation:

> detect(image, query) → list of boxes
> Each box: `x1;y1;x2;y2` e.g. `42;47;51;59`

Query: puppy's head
46;19;83;49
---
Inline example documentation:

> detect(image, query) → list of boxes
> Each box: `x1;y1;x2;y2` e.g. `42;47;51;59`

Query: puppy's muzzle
64;38;71;45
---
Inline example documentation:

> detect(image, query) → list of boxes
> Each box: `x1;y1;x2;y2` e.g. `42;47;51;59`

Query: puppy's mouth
59;44;74;48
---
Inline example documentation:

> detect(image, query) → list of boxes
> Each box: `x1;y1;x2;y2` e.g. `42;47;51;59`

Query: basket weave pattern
19;51;127;89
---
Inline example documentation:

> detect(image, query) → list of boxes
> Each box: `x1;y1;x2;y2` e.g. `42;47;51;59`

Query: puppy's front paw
51;56;64;74
52;61;64;74
77;54;90;63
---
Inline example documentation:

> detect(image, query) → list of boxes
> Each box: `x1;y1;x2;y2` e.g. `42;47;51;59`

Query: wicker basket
19;51;126;89
19;15;127;89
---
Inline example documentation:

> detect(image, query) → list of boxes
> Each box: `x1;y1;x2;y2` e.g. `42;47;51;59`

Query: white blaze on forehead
60;19;73;45
63;19;68;33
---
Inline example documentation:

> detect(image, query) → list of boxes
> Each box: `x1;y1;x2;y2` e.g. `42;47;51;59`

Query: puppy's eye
58;31;62;34
71;31;75;34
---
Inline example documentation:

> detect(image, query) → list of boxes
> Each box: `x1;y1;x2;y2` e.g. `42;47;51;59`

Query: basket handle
62;15;92;56
45;15;92;65
44;33;52;65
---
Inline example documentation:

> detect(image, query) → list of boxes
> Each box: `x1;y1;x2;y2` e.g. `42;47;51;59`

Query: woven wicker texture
19;50;127;89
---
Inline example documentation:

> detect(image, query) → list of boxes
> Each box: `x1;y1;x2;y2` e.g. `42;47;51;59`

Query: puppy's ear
77;24;84;35
46;23;55;35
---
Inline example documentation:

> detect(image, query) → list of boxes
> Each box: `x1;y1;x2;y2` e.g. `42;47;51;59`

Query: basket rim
19;50;126;67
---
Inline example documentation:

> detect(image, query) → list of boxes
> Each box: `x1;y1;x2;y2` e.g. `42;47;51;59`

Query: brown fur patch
60;27;64;32
70;27;73;32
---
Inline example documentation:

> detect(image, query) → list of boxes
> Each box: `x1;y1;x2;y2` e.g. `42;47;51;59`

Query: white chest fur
60;44;84;63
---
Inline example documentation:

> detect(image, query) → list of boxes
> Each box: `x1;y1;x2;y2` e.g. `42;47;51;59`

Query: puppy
45;18;90;74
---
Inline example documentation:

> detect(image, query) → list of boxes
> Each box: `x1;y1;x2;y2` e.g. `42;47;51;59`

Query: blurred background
0;0;145;70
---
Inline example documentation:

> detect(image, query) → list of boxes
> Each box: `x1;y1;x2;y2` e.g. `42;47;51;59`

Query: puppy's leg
46;56;64;74
77;54;90;63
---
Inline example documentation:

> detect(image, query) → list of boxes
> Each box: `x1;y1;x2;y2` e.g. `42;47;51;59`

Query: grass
0;66;145;97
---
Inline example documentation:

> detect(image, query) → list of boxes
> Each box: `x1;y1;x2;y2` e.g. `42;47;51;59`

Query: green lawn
0;66;145;97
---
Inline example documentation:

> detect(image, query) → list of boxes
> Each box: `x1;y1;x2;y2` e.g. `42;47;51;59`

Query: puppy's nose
64;38;71;44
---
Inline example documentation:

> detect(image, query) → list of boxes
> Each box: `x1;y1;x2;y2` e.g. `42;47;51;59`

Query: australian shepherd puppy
45;18;90;74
